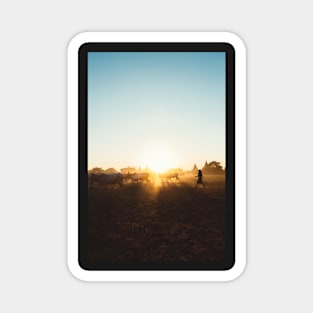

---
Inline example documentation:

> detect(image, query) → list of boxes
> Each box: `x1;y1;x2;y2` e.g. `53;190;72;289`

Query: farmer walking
196;169;204;187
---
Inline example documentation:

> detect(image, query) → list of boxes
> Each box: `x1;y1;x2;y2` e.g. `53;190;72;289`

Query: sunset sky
88;52;225;172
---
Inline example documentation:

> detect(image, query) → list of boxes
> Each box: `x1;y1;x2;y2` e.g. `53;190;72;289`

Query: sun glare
141;146;176;173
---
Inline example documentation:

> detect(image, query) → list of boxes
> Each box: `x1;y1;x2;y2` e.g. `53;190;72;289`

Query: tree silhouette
202;161;224;175
89;167;105;174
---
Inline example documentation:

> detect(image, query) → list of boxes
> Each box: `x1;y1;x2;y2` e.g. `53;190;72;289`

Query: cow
159;172;180;184
88;173;123;188
129;172;150;183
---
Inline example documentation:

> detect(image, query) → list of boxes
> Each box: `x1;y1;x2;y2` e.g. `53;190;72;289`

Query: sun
141;146;176;173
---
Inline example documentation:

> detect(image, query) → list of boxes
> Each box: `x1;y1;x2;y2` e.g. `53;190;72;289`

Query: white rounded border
67;32;246;282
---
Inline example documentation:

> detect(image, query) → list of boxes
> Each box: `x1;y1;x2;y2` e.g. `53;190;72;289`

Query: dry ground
87;174;225;264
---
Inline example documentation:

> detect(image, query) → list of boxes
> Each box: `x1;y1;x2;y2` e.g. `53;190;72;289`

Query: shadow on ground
87;176;225;263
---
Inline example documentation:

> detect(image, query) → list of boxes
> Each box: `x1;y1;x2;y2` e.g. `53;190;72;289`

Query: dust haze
87;161;226;263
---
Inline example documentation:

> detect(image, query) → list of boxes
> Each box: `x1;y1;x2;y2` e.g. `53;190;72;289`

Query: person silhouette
196;169;204;187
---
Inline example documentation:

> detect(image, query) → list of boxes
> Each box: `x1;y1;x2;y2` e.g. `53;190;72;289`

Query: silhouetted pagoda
191;164;198;173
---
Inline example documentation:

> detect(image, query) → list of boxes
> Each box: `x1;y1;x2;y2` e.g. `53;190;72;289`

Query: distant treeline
190;161;224;175
89;161;224;175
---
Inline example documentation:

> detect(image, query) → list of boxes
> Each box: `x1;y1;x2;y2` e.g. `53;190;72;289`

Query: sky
88;52;225;172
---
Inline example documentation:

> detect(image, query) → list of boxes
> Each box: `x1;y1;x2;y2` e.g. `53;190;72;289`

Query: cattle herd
88;171;180;188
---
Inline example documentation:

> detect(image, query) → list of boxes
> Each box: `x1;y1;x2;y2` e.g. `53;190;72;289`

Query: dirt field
87;174;225;264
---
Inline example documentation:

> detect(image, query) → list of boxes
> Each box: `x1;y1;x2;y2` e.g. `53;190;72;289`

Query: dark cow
89;173;123;188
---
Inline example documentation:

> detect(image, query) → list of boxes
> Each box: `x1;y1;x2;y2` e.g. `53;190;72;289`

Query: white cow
129;172;150;183
89;173;123;187
159;172;179;183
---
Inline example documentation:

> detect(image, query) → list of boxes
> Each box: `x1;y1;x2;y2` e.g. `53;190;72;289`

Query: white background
0;1;312;312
